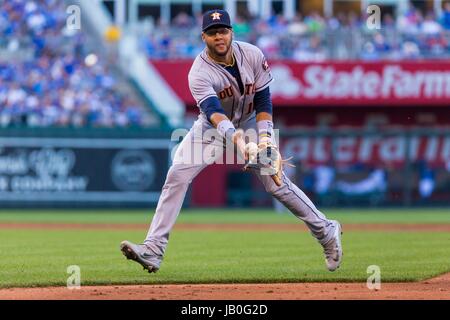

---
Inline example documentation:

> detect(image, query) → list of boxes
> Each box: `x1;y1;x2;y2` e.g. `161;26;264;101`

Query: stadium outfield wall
0;128;172;208
1;126;450;208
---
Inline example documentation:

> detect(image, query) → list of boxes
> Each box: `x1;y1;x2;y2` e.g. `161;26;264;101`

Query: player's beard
207;39;232;58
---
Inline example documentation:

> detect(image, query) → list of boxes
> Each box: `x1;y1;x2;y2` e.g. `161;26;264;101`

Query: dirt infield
0;222;449;300
0;273;448;300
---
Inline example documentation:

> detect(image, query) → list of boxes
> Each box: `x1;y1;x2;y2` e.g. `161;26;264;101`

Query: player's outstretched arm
256;111;273;143
210;112;248;161
256;111;272;122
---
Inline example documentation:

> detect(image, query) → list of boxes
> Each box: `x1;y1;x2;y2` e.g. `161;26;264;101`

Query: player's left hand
256;141;283;186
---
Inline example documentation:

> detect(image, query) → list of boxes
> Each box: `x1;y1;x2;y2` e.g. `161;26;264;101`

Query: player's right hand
232;129;248;161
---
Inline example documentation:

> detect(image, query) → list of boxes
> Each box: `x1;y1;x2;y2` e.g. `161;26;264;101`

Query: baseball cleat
120;240;162;273
322;220;343;272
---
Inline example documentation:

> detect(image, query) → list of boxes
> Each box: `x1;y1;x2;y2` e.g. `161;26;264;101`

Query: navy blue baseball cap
202;9;232;32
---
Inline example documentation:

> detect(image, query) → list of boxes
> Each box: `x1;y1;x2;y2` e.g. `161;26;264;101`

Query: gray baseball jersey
188;41;273;127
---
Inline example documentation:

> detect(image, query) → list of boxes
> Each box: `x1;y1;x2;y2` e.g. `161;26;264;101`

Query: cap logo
211;12;222;20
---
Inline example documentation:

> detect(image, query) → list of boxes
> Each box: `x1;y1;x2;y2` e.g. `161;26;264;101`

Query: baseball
245;142;258;162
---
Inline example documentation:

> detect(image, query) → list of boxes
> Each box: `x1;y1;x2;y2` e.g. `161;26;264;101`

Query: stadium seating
139;7;450;60
0;0;154;128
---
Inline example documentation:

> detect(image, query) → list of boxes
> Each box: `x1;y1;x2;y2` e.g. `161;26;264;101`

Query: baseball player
120;9;343;273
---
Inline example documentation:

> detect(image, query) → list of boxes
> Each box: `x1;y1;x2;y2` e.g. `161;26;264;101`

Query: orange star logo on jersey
211;12;222;20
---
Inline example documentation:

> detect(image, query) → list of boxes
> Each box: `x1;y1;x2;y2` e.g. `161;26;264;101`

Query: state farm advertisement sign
152;60;450;106
270;61;450;106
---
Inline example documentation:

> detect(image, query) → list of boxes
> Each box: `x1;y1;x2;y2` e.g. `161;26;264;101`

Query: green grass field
0;209;449;288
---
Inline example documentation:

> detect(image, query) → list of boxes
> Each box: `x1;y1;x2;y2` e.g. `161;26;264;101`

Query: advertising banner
282;135;450;167
152;60;450;106
0;138;170;206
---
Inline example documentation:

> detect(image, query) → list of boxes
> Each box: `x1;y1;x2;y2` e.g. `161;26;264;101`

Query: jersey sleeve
253;47;274;92
188;72;217;106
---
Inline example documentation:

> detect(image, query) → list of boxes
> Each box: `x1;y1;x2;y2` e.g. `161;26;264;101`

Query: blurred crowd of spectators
140;3;450;61
0;0;148;128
